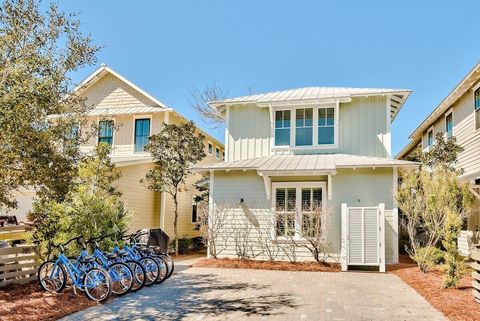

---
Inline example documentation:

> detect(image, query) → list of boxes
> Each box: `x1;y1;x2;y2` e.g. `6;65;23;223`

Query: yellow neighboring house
11;64;224;240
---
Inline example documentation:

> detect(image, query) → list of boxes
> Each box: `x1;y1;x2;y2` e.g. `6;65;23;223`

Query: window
98;120;113;146
273;183;325;239
275;188;296;237
275;110;291;146
295;108;313;146
222;151;225;160
445;113;453;138
134;118;150;152
191;196;201;223
475;88;480;130
63;124;79;152
318;108;335;144
427;129;434;147
208;143;213;154
215;147;220;159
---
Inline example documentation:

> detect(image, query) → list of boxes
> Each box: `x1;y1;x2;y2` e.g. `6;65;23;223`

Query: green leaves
0;0;99;209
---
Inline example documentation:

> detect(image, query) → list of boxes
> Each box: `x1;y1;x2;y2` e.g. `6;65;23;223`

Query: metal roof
192;154;419;173
88;106;164;116
210;87;411;122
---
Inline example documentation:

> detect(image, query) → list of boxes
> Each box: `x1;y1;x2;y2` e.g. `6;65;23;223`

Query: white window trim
132;115;153;154
207;141;213;155
473;84;480;131
444;110;454;139
271;181;327;241
98;118;115;150
272;103;339;151
424;127;434;151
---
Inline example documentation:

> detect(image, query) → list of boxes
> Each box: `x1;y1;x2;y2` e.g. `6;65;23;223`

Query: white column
392;167;399;263
379;203;386;272
207;170;215;259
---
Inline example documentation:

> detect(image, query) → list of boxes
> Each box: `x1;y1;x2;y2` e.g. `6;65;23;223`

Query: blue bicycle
74;237;133;296
37;236;112;302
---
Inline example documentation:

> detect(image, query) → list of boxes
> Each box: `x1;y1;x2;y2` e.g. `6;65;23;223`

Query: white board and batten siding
226;96;390;162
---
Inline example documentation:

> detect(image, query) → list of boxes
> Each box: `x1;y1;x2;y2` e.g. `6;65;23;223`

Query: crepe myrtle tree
143;121;206;255
0;0;99;210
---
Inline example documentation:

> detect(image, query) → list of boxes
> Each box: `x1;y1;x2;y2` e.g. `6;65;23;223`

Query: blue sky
59;0;480;155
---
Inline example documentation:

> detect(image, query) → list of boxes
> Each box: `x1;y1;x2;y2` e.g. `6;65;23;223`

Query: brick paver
61;266;447;321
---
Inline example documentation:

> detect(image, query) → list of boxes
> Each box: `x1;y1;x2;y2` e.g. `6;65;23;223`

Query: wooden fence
0;225;40;287
473;248;480;303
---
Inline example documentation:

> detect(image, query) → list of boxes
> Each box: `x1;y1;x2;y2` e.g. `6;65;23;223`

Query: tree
0;0;99;210
143;121;206;255
197;202;229;259
421;133;464;173
30;144;129;258
190;83;229;127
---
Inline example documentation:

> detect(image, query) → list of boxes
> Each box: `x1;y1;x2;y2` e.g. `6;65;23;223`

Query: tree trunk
173;195;179;256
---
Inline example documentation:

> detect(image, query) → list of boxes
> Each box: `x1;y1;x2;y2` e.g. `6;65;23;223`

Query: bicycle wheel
139;257;159;286
83;267;112;303
159;254;174;279
108;262;133;296
38;260;66;293
152;255;168;284
126;260;146;292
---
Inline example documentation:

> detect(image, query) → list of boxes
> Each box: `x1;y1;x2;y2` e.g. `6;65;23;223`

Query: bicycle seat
103;252;118;259
117;250;129;257
139;247;154;254
80;256;96;264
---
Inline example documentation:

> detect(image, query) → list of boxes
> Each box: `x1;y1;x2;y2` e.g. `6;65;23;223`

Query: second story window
98;120;113;146
445;113;453;138
295;108;313;146
475;88;480;130
208;143;213;155
215;147;220;159
275;110;291;146
318;107;335;144
427;129;434;147
134;118;150;152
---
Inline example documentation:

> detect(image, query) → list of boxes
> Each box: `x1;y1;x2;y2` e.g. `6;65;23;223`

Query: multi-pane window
318;108;335;144
134;118;150;152
445;113;453;138
427;129;434;147
275;188;296;237
274;185;324;239
301;188;323;237
208;143;213;154
98;120;113;146
295;108;313;146
275;110;291;146
215;147;220;159
475;88;480;130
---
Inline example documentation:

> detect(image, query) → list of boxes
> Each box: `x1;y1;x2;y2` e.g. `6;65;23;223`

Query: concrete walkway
62;265;446;321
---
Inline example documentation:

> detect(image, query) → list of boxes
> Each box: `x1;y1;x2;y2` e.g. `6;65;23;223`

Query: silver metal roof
88;106;164;116
192;154;419;172
210;87;411;122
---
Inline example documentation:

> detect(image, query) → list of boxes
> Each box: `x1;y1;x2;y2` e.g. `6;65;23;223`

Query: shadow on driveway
62;271;298;321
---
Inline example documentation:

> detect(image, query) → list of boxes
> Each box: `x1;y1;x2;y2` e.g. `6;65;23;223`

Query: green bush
411;246;445;271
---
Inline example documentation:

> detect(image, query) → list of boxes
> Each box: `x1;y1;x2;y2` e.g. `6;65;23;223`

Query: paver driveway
62;265;446;321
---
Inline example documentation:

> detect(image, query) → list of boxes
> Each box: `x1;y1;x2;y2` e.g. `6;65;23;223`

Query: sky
58;0;480;156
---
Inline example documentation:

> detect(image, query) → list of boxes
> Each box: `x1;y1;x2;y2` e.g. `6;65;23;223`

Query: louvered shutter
364;208;379;264
348;208;363;264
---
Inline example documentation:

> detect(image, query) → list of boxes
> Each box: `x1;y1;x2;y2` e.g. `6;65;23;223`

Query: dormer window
295;108;313;146
318;108;335;144
275;110;291;146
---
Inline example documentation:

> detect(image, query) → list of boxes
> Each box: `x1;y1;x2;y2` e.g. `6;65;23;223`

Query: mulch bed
388;255;480;321
193;258;340;272
0;282;96;321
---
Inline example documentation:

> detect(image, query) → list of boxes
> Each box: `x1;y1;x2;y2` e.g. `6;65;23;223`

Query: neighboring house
11;65;224;240
396;62;480;255
194;87;417;271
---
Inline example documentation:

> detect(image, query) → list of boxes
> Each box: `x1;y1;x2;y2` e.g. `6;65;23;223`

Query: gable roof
210;86;411;122
74;64;170;110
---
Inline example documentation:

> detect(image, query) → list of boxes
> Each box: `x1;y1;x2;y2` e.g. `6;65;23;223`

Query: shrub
411;246;445;272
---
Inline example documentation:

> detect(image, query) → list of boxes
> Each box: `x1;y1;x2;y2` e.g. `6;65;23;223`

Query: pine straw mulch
388;255;479;321
193;258;341;272
0;282;96;321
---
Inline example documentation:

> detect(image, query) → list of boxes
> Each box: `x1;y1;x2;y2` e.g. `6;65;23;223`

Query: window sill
272;144;338;151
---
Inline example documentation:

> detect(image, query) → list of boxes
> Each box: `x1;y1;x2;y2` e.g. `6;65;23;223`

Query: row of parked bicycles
37;231;174;302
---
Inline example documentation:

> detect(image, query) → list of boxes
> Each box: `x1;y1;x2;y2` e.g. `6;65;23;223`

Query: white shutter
364;208;379;264
348;208;363;264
